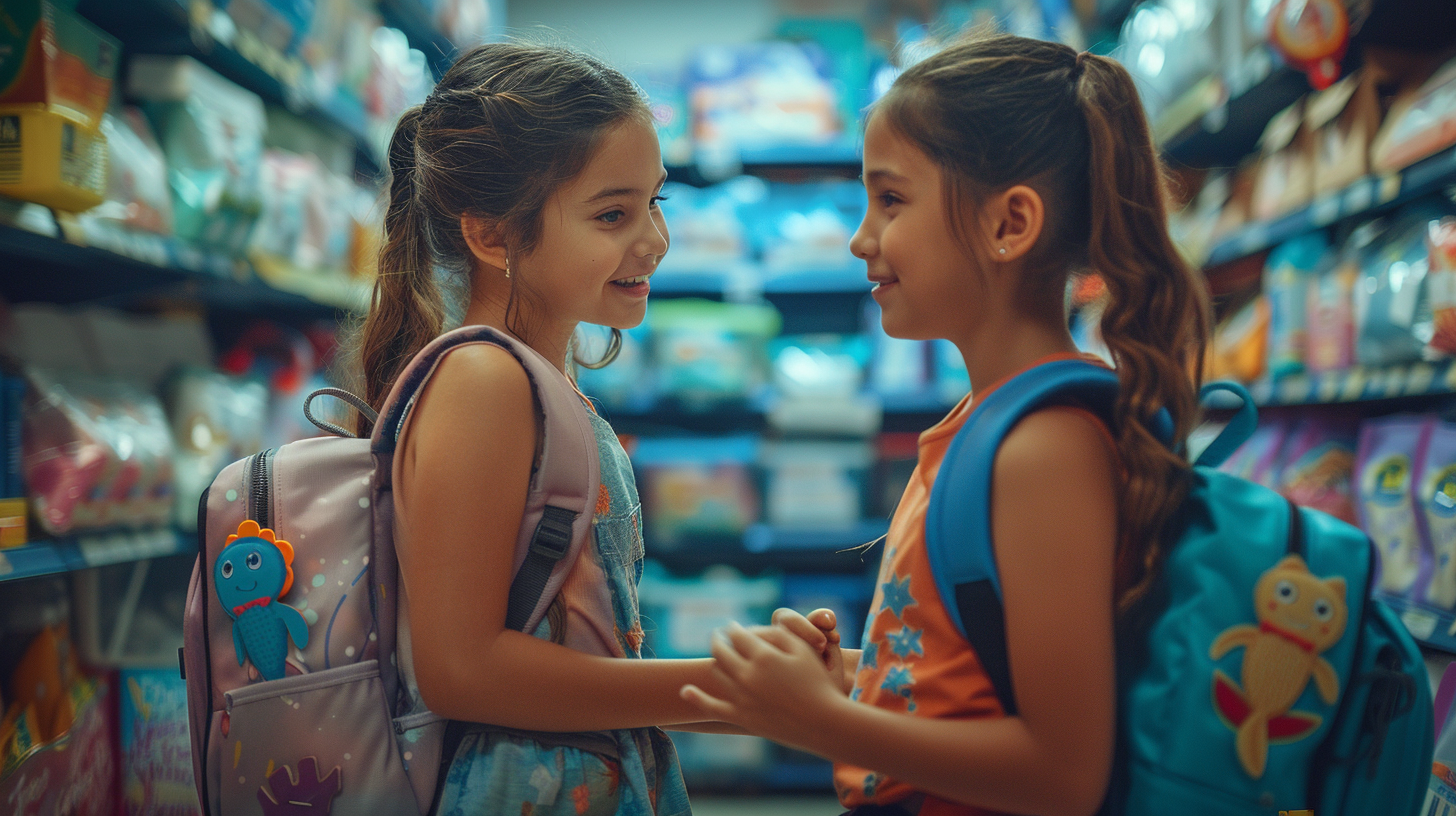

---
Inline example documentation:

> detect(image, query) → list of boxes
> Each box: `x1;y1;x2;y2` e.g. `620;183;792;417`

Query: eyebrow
585;172;669;204
863;169;908;186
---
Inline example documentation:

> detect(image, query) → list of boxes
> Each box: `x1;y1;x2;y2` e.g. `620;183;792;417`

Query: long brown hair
355;42;649;433
879;33;1211;614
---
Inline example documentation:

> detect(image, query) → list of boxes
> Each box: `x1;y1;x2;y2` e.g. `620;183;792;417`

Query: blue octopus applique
216;520;309;681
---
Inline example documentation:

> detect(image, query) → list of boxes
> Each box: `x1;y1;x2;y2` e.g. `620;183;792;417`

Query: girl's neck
463;287;575;374
953;313;1080;396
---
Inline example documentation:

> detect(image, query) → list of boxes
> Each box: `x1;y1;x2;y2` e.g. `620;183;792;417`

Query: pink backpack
182;326;601;815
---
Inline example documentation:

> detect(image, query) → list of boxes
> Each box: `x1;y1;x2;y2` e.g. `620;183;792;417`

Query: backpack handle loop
1192;381;1257;468
304;388;379;438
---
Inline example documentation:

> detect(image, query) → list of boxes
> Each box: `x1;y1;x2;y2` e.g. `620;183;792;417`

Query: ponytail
1076;55;1211;614
357;106;445;434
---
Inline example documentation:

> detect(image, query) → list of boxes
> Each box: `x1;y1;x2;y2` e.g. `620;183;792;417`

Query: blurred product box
0;1;120;211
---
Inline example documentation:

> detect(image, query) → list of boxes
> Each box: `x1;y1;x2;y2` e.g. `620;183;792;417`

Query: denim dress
432;409;692;816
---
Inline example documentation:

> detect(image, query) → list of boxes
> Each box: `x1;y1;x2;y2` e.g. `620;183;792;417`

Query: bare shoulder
994;406;1117;487
404;342;536;459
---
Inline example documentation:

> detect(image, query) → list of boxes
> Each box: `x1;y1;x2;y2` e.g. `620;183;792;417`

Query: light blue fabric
435;409;690;816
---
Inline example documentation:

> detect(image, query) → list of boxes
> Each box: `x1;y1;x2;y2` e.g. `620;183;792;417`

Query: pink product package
1278;417;1360;526
1415;419;1456;608
1357;415;1435;598
1219;420;1290;488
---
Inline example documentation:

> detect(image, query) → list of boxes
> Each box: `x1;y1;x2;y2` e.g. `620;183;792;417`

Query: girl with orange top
680;33;1212;816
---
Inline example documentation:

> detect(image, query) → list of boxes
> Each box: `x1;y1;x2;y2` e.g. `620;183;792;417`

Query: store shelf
1159;66;1310;169
77;0;383;174
0;220;366;316
378;0;460;79
0;529;190;585
743;520;889;553
1205;361;1456;409
666;142;861;186
1382;593;1456;655
1206;145;1456;267
764;760;834;791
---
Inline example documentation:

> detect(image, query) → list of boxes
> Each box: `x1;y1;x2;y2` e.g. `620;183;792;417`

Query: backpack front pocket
210;660;422;816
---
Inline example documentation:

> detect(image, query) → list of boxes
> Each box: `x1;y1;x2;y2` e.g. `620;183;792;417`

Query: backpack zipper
248;449;274;527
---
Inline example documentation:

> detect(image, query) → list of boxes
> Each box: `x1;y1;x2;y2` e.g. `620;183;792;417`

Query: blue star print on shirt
886;626;924;659
861;640;879;671
882;664;915;698
879;573;917;618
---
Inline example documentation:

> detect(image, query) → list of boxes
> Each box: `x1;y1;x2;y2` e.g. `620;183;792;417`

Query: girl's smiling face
516;116;669;335
851;111;988;343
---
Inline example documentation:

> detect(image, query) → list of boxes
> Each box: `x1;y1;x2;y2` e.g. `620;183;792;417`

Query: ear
1326;576;1347;599
460;214;509;272
985;185;1045;262
1276;554;1308;572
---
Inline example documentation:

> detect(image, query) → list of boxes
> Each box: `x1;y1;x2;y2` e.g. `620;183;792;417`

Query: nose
640;212;670;261
850;218;877;260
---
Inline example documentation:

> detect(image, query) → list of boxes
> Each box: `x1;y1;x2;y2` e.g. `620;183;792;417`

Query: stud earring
505;258;511;279
998;247;1007;255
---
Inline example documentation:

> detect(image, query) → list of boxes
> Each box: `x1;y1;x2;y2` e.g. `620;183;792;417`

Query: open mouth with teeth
610;274;652;292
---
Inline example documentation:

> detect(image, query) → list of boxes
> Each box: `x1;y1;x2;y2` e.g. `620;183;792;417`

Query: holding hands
680;608;860;751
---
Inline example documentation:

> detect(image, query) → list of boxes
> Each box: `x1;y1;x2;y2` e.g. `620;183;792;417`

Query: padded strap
374;326;600;635
1192;381;1257;468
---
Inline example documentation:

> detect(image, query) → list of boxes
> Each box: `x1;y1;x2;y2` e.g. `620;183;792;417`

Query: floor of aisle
690;795;843;815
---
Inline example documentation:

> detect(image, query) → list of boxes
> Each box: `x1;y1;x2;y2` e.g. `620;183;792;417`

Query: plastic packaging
1416;420;1456;608
647;300;780;407
1354;204;1452;367
1427;217;1456;356
1306;239;1360;372
1219;419;1289;488
1265;234;1329;378
1357;415;1434;597
1277;417;1359;525
761;440;871;527
93;108;173;235
634;436;761;549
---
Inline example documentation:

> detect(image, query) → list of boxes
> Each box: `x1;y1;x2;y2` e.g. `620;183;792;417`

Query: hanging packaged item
1277;416;1359;525
1354;203;1450;367
0;1;120;212
127;56;265;255
1265;234;1330;379
1357;414;1434;598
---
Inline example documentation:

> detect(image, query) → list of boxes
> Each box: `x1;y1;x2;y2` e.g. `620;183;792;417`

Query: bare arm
397;345;720;730
684;408;1119;816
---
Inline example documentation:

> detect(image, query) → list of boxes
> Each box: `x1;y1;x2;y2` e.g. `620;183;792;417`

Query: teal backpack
926;359;1433;816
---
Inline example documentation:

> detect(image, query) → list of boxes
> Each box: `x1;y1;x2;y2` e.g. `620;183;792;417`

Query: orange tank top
834;353;1117;816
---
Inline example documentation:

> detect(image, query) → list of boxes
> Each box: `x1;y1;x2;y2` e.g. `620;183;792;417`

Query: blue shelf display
1204;361;1456;409
0;529;189;585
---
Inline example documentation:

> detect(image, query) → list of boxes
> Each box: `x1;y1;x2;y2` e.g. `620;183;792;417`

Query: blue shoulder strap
925;360;1253;714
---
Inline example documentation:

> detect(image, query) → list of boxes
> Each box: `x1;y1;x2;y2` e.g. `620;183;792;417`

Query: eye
1275;580;1298;604
246;552;262;570
878;193;901;208
650;195;668;208
221;560;233;579
1314;599;1334;621
597;210;625;224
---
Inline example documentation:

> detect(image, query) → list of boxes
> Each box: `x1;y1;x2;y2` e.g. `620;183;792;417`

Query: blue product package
1265;233;1330;378
119;667;200;814
4;374;23;498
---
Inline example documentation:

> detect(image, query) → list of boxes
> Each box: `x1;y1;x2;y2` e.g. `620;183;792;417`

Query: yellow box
0;498;28;548
0;104;106;212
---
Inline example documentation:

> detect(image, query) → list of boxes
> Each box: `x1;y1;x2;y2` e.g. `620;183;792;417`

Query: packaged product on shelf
1117;0;1219;126
768;334;878;436
1211;159;1258;241
1305;71;1379;196
1354;203;1448;367
1357;414;1434;597
647;299;780;408
651;179;755;275
217;321;321;448
249;150;358;287
1428;216;1456;356
1207;295;1269;384
1264;234;1329;379
118;668;199;815
1251;98;1314;222
761;440;871;528
685;41;844;152
73;553;190;668
1416;420;1456;609
127;56;266;255
752;181;862;275
1373;55;1456;173
365;26;431;137
636;561;782;658
1277;416;1359;525
0;0;119;212
1218;419;1289;488
865;300;931;399
163;368;269;532
89;108;173;236
1305;235;1361;372
634;435;760;550
0;581;116;815
574;324;650;410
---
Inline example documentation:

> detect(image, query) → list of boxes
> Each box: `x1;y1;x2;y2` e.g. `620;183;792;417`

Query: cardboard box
1307;71;1380;196
1253;98;1315;221
1373;56;1456;173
